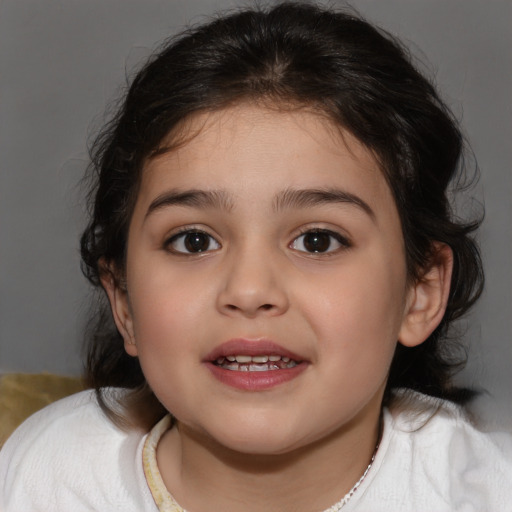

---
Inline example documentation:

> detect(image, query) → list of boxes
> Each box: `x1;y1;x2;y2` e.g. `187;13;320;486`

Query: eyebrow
145;189;235;219
145;187;375;221
273;188;375;219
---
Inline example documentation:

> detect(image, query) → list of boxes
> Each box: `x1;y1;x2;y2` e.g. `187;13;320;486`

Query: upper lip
204;338;305;362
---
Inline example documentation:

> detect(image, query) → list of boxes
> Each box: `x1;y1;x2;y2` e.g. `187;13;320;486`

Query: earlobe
100;265;138;357
398;243;453;348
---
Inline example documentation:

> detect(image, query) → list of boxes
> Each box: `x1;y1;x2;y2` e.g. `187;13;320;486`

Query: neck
156;399;382;512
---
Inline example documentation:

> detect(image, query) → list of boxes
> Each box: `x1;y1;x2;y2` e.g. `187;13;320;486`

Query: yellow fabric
0;373;84;447
142;415;184;512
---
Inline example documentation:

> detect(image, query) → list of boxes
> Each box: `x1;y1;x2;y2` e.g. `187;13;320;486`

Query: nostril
226;303;273;311
222;302;278;317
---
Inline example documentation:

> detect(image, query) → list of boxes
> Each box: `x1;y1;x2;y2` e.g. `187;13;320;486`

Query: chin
220;434;304;457
208;419;319;457
177;414;300;456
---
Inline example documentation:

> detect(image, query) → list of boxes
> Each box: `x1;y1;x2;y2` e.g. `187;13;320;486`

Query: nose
216;246;289;318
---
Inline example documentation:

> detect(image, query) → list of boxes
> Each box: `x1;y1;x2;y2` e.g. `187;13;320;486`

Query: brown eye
291;230;349;254
302;232;331;252
167;231;220;254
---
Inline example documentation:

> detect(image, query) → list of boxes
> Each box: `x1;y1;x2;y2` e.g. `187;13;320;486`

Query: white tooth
249;364;269;372
268;355;281;362
226;356;236;362
216;357;225;364
224;363;239;371
286;360;297;368
282;357;290;363
239;364;249;371
269;364;280;370
252;355;269;363
235;355;252;363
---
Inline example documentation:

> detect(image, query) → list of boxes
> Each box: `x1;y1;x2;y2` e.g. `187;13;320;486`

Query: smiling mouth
213;355;299;371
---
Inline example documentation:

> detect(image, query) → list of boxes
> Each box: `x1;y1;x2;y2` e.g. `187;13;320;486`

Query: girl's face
108;104;421;455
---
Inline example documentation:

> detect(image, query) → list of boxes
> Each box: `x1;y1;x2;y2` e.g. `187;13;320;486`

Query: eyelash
165;228;221;255
164;227;351;256
290;228;351;255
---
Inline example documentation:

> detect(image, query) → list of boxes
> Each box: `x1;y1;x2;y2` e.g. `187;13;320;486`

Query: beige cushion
0;373;83;447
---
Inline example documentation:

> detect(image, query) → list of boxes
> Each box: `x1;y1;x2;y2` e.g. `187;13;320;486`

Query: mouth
213;354;299;372
204;339;307;390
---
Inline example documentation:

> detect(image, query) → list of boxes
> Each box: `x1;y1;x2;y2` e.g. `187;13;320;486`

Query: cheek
300;252;407;359
125;271;212;415
127;265;214;353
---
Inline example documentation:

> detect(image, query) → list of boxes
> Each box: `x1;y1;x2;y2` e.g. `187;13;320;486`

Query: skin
103;104;452;512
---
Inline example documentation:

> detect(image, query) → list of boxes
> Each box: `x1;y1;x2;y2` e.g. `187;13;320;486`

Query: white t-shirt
1;389;511;511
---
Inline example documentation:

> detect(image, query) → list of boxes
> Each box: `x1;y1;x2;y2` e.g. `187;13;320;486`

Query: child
1;2;511;510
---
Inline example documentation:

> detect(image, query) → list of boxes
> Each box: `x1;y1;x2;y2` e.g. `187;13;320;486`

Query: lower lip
205;362;308;391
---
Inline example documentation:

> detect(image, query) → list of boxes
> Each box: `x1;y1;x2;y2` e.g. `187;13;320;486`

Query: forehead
140;104;389;204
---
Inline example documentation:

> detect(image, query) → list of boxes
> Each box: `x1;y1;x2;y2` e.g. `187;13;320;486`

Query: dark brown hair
81;2;483;428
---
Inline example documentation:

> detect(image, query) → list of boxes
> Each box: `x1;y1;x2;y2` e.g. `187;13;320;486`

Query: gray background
1;0;511;428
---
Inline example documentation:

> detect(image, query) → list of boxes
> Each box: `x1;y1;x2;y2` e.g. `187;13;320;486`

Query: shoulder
2;389;110;442
0;389;157;511
0;390;127;467
355;392;512;511
388;391;512;461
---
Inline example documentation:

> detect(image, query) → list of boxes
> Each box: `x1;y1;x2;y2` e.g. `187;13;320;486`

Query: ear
100;262;138;357
398;243;453;348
